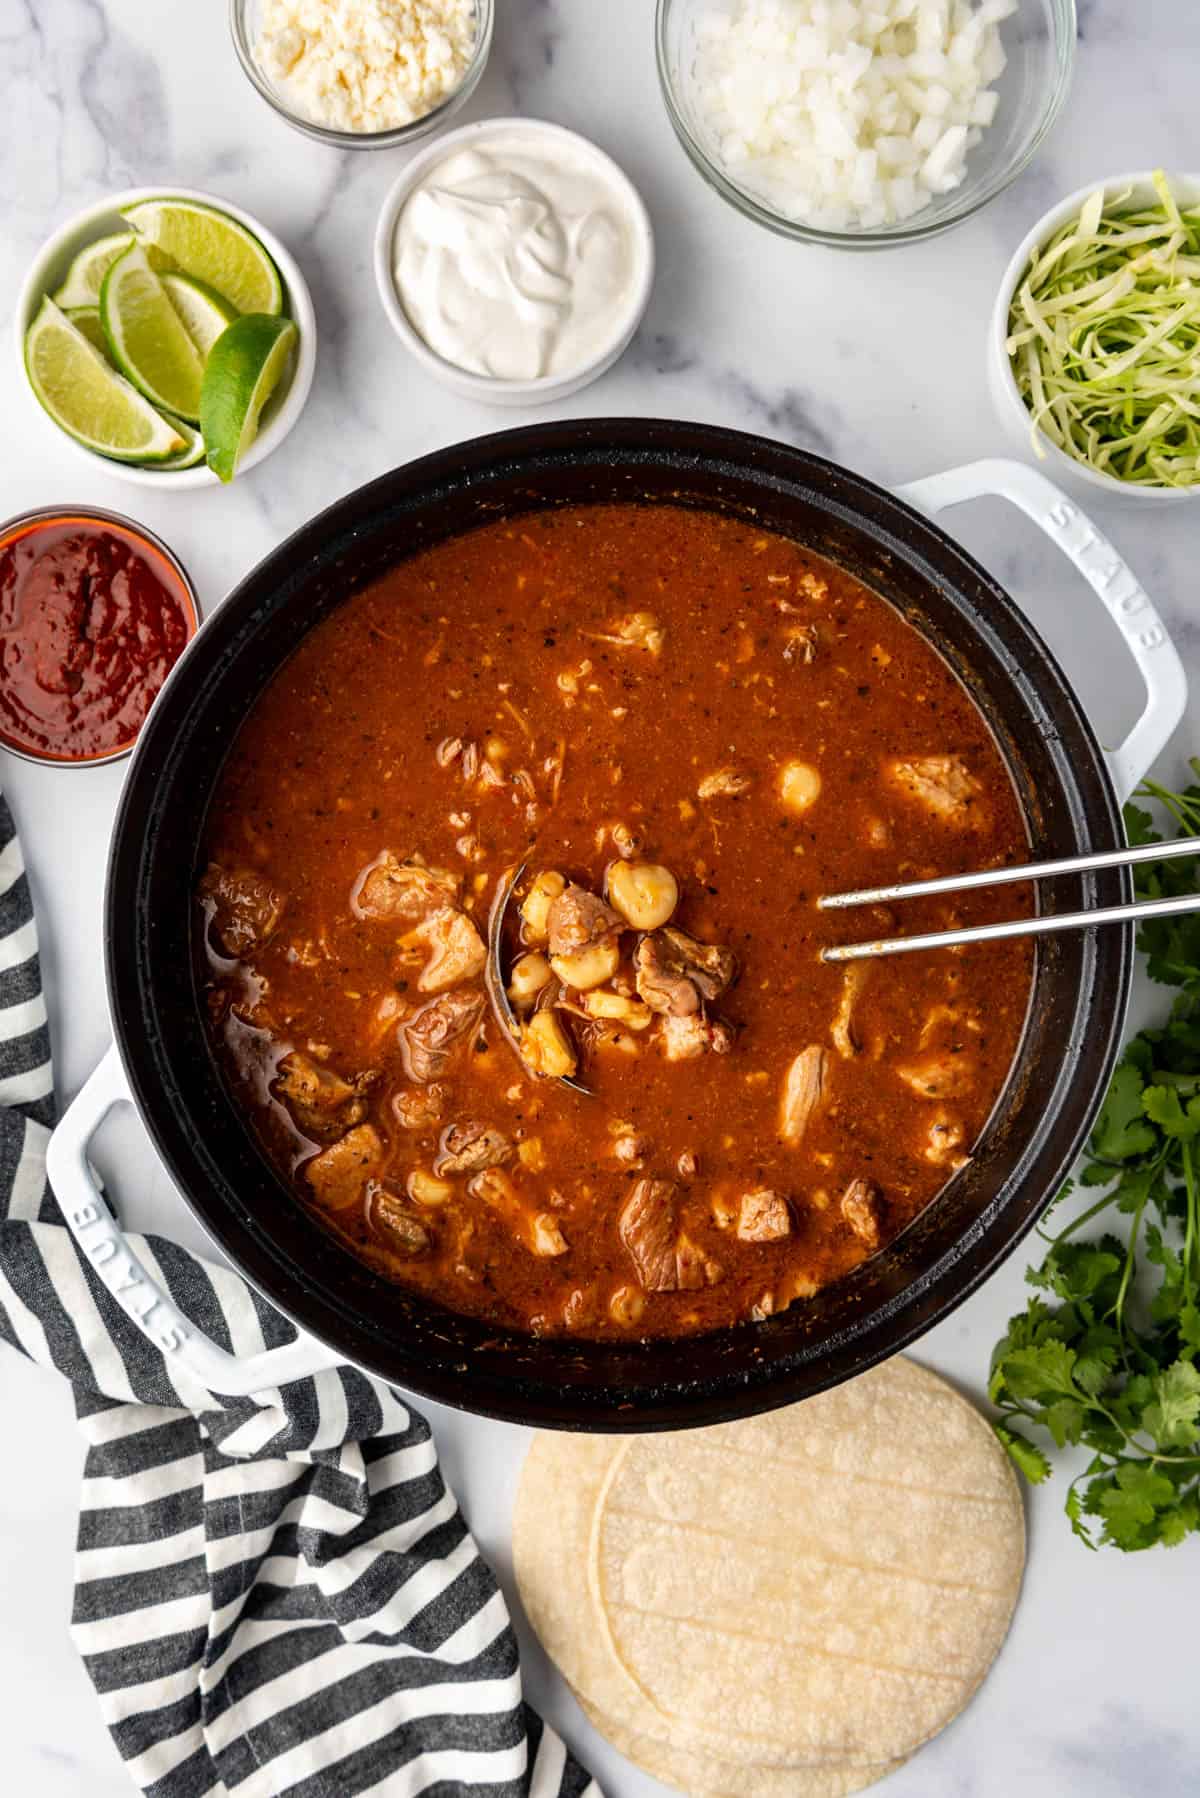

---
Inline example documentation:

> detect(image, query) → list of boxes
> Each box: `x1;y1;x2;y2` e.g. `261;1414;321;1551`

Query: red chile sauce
0;514;196;763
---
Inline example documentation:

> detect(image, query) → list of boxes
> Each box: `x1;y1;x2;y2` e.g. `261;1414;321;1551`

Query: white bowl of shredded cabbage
656;0;1076;246
989;170;1200;499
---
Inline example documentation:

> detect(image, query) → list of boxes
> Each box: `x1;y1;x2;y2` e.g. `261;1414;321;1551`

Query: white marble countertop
2;2;1197;1793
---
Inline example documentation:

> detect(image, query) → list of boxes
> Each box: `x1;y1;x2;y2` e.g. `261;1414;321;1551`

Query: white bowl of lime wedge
16;186;316;489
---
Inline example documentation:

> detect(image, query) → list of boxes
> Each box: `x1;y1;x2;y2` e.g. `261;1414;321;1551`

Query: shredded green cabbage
1006;170;1200;489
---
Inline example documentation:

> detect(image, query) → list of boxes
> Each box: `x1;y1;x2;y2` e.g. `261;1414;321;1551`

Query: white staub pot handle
895;458;1187;802
46;1044;341;1396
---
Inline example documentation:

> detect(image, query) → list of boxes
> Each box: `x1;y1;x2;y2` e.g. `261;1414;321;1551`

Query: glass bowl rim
654;0;1079;249
228;0;496;149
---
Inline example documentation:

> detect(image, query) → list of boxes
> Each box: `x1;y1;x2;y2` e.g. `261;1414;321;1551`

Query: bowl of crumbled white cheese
656;0;1076;247
230;0;493;147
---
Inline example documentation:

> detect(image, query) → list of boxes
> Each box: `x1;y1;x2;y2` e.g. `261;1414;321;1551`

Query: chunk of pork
840;1177;885;1249
780;1046;828;1145
275;1051;372;1143
896;1049;975;1101
411;908;486;993
435;1121;513;1176
887;756;987;829
660;1013;734;1061
636;927;736;1017
352;853;459;922
305;1124;383;1211
199;865;284;958
546;883;622;958
737;1188;792;1243
400;990;484;1083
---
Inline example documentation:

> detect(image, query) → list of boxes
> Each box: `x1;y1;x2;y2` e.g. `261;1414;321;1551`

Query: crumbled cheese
256;0;478;134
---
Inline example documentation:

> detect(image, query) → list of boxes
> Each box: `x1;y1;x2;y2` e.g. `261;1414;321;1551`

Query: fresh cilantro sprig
990;760;1200;1550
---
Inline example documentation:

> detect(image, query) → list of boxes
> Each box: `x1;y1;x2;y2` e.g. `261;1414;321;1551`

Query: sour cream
392;124;648;384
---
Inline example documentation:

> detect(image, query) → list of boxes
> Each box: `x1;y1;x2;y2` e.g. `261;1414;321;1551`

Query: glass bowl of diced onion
656;0;1076;249
229;0;494;150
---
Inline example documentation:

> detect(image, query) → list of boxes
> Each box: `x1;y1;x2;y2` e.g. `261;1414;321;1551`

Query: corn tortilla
573;1687;907;1798
513;1358;1024;1778
589;1359;1024;1766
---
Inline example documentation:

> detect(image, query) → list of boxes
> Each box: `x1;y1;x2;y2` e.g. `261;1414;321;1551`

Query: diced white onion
690;0;1015;230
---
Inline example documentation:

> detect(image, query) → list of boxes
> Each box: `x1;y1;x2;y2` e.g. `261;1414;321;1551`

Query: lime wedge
200;313;297;483
100;242;205;422
162;272;238;357
52;231;133;308
157;416;208;470
65;306;111;358
24;297;186;463
122;198;284;316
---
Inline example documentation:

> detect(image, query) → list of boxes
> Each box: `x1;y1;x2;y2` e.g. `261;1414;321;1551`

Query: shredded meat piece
919;1002;981;1046
737;1188;792;1243
368;1182;431;1257
619;1178;681;1291
561;1286;596;1329
410;908;486;993
697;769;753;800
925;1114;969;1169
352;852;459;922
780;1046;828;1144
660;1013;734;1061
897;1049;975;1100
840;1177;885;1248
831;963;871;1059
782;624;819;666
636;937;698;1016
585;611;664;654
274;1051;374;1143
529;1214;569;1255
470;1168;568;1256
199;864;284;958
615;611;664;653
613;1132;651;1167
435;1121;513;1176
635;926;736;1016
393;1084;447;1130
887;756;988;829
546;883;622;957
400;989;485;1083
676;1231;722;1289
305;1124;382;1211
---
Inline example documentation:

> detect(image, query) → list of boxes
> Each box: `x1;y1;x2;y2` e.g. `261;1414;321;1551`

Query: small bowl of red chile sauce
0;507;198;767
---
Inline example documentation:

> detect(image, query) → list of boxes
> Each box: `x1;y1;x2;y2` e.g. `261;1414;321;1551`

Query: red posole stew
198;503;1035;1340
0;513;196;764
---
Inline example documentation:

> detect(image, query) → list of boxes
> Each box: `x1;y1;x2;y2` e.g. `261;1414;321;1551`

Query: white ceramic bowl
988;170;1200;504
373;118;655;407
15;185;317;490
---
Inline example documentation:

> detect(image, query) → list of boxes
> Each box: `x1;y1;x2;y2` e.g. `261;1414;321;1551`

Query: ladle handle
895;458;1187;803
46;1045;342;1398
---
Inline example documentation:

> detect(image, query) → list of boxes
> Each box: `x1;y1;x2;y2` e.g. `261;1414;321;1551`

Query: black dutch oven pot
47;421;1185;1428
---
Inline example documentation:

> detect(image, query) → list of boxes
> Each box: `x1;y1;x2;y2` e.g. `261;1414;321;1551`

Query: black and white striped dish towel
0;792;600;1798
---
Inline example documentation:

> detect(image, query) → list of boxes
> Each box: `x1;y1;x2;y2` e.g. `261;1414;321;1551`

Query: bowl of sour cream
373;117;655;404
